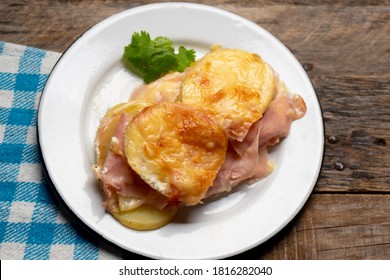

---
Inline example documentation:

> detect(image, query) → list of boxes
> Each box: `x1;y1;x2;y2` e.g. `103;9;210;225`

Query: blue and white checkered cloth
0;41;121;259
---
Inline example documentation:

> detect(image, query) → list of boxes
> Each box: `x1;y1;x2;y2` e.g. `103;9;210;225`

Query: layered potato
93;47;302;230
124;102;228;206
180;47;276;141
93;102;179;230
94;102;151;168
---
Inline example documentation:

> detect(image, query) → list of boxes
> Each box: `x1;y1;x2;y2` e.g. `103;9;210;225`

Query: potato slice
112;204;178;231
95;103;126;167
130;71;187;103
180;47;276;141
94;101;182;231
118;196;145;212
94;101;152;167
124;102;228;206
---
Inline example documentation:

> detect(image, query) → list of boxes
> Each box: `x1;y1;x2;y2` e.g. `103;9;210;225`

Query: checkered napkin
0;41;121;260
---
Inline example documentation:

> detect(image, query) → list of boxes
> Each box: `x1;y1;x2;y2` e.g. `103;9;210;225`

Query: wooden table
1;0;389;259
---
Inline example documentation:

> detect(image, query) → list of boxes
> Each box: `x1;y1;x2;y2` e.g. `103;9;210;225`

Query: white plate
38;3;324;259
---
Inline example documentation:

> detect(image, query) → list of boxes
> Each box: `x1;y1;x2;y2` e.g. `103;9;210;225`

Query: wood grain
231;194;390;259
1;0;389;259
316;74;390;193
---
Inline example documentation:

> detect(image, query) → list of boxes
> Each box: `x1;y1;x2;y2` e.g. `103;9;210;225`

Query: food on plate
92;42;306;230
124;102;228;206
94;102;151;168
207;80;306;197
112;204;178;231
92;101;179;230
180;47;276;141
129;71;187;104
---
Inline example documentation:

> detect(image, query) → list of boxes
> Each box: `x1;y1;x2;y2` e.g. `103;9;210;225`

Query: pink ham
207;90;306;197
98;112;169;211
96;71;189;212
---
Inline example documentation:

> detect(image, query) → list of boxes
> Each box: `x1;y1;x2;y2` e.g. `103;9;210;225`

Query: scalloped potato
124;102;228;206
94;102;152;168
93;101;179;230
112;204;178;231
180;47;276;141
92;44;306;232
130;71;187;103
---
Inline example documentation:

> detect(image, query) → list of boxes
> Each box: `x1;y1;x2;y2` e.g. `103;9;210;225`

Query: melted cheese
124;102;228;206
130;71;187;103
94;102;152;168
180;47;276;141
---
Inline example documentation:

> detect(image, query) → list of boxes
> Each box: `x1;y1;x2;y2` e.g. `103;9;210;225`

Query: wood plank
231;194;390;259
0;1;127;52
262;5;390;76
315;75;390;193
1;1;389;72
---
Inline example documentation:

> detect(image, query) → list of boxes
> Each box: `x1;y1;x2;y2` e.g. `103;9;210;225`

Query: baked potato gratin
92;46;306;230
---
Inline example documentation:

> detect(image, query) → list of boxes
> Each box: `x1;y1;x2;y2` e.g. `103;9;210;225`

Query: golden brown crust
124;102;228;206
180;47;276;141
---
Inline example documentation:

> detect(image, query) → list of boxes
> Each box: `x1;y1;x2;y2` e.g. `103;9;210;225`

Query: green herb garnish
122;31;196;83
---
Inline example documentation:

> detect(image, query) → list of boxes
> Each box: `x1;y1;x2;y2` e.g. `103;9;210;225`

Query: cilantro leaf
122;31;196;83
176;46;196;72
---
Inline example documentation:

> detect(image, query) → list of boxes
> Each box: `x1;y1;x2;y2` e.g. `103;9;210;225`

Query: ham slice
95;72;190;212
207;82;306;197
96;112;169;212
